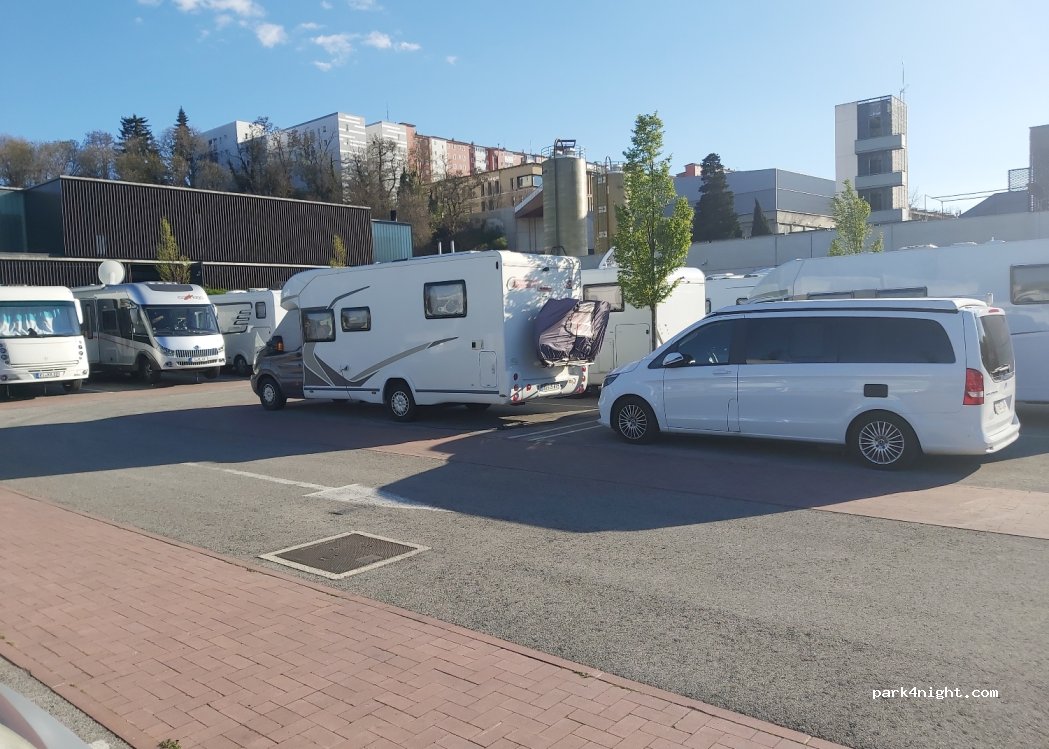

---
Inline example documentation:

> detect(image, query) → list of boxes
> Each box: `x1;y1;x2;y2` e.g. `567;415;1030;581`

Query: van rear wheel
613;396;659;444
234;355;251;376
385;380;417;422
849;412;920;470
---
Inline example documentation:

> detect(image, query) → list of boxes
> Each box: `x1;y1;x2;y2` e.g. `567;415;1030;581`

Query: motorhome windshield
0;301;79;338
144;305;219;336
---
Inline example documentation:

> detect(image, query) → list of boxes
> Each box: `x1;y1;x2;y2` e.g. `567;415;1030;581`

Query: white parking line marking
525;423;604;441
183;462;447;510
506;417;597;440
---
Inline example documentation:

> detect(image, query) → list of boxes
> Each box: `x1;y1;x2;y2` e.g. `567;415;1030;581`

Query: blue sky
4;1;1047;211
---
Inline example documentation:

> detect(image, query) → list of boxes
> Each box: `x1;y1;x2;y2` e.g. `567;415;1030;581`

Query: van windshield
978;314;1014;381
0;301;80;338
145;305;219;337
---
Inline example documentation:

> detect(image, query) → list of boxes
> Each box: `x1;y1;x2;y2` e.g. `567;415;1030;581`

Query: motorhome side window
667;321;733;366
303;309;336;342
424;281;466;319
1011;264;1049;304
341;307;371;332
255;301;267;319
583;283;624;312
81;303;95;338
99;300;119;336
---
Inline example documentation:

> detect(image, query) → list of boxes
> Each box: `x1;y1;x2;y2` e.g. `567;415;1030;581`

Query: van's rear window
978;314;1015;381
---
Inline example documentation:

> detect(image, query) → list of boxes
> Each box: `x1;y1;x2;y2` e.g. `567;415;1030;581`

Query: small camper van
748;239;1049;402
251;251;604;418
73;281;225;383
0;285;89;397
210;290;285;375
581;266;706;387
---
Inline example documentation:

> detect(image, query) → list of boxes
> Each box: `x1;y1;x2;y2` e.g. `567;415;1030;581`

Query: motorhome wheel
138;357;161;384
62;379;83;394
258;377;286;411
385;381;417;422
234;355;251;376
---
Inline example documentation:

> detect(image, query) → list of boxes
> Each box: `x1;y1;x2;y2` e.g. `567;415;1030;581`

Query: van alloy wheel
613;397;659;444
851;412;919;470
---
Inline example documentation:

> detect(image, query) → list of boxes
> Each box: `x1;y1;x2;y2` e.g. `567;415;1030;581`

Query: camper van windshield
145;305;219;336
0;301;79;338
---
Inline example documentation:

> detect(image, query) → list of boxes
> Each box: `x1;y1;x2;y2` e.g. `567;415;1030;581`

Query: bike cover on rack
534;298;611;366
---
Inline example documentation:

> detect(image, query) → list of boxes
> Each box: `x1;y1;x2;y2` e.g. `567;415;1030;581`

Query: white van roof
717;298;990;315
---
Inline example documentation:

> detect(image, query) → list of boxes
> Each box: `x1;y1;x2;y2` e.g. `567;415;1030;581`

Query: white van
598;298;1020;469
0;286;90;397
252;251;600;418
210;290;285;376
581;266;706;388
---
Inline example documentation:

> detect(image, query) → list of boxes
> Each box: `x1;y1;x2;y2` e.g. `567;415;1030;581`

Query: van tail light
963;368;985;405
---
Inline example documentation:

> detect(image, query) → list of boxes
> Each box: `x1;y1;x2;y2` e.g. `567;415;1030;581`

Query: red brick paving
0;487;847;749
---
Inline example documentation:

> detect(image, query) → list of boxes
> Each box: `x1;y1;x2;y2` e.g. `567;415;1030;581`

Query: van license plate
994;399;1007;414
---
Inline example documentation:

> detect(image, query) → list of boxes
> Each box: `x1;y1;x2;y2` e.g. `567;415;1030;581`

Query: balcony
855;133;905;154
855;172;904;190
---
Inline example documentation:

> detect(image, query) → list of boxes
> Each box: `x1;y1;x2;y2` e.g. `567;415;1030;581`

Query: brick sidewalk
0;487;846;749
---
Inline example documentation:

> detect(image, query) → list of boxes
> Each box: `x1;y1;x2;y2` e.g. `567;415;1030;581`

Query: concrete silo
541;139;588;256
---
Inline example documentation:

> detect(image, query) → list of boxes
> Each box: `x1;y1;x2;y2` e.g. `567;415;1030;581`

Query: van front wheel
258;377;286;411
385;380;417;422
613;396;659;444
849;412;920;470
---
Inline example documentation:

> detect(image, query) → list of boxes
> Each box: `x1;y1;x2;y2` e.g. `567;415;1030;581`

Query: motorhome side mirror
662;352;690;368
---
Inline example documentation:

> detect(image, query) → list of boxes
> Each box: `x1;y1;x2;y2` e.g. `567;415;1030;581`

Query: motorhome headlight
158;344;176;356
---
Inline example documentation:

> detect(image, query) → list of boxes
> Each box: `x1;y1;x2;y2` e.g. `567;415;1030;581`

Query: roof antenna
900;61;907;101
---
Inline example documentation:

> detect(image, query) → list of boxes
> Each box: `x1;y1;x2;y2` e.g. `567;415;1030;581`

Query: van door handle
712;368;733;376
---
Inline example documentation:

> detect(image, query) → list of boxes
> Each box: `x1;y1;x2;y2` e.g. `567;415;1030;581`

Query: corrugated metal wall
371;220;413;263
51;177;372;266
0;257;320;290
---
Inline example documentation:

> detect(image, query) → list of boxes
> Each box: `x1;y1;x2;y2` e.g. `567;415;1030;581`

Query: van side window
341;307;371;332
424;281;466;319
745;318;835;364
303;309;336;342
255;301;267;319
836;318;954;364
668;321;733;366
583;283;625;312
1011;264;1049;304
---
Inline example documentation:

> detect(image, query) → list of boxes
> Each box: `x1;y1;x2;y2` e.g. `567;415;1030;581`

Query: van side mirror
662;351;691;368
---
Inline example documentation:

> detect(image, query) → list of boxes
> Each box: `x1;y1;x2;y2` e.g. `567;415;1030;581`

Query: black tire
258;376;286;411
612;396;659;444
203;367;219;380
62;379;83;394
234;355;251;377
849;411;920;470
464;403;491;412
138;356;161;384
385;380;417;422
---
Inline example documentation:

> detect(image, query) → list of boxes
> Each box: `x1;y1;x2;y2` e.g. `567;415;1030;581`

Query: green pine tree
692;153;741;241
750;199;772;236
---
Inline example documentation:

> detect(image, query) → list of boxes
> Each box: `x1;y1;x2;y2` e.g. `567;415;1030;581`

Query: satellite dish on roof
97;260;125;286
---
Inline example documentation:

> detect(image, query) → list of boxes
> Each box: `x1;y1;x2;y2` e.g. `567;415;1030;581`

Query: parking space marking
506;417;601;441
521;422;605;442
182;461;448;511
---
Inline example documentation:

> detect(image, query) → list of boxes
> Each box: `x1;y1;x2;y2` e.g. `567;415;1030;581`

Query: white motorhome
705;270;770;313
73;282;225;383
251;251;596;417
210;289;285;376
748;239;1049;402
0;286;89;397
581;266;705;387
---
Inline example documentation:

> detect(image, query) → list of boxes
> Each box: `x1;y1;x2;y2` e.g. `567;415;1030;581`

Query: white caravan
705;270;770;313
581;266;706;388
251;251;592;417
210;289;285;376
73;281;225;383
0;286;89;396
748;239;1049;402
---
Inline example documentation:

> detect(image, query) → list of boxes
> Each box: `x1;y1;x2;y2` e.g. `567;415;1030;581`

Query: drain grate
259;531;428;579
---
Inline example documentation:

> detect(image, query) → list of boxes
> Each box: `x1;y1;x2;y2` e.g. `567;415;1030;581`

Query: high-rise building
835;95;909;223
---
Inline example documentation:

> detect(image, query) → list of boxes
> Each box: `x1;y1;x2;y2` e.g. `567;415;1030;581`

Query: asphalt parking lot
2;376;1048;749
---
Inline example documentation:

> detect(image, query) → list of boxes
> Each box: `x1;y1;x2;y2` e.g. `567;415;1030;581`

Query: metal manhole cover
259;532;428;579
